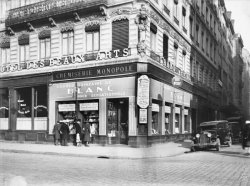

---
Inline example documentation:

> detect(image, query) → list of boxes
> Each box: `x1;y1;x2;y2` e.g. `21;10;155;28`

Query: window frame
86;30;100;53
62;31;74;56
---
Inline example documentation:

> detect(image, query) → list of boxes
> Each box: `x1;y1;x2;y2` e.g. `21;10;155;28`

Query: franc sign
137;75;150;108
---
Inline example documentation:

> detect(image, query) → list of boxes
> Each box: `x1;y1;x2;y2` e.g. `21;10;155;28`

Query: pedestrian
242;121;250;155
60;122;69;146
52;121;61;145
83;122;91;147
74;119;82;146
69;122;76;145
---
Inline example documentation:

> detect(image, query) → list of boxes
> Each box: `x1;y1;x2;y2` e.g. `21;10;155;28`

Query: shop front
49;76;136;145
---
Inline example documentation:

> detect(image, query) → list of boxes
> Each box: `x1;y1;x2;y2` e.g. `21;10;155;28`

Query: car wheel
216;139;221;151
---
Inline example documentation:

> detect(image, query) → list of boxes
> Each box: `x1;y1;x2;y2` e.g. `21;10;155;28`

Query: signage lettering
1;49;130;73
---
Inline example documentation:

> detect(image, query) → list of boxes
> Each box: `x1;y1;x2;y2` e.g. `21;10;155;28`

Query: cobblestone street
0;144;249;186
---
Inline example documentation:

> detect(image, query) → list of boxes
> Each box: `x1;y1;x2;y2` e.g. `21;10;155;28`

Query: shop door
107;98;128;144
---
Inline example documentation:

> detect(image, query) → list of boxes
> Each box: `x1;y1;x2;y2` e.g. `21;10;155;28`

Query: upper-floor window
112;19;129;51
40;38;51;59
182;7;186;29
18;34;29;63
150;23;157;52
86;24;100;52
173;0;179;19
196;25;199;45
201;0;204;14
182;50;186;71
0;45;10;65
39;30;51;60
173;42;178;66
163;34;168;61
206;7;208;23
62;31;74;56
189;17;193;37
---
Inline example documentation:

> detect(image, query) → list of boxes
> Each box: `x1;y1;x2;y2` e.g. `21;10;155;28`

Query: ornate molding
7;27;15;36
27;22;35;32
73;12;81;22
49;17;57;27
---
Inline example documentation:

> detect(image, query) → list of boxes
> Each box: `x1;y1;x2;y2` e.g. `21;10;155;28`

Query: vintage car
191;120;232;152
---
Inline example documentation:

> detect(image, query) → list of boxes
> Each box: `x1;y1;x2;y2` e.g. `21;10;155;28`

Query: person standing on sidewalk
60;122;70;146
83;122;91;147
242;121;250;155
74;119;82;146
52;121;61;145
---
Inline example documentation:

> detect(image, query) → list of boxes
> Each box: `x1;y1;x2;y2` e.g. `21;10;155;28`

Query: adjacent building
0;0;245;146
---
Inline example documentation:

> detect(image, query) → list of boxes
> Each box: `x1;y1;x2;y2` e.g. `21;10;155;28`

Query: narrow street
0;144;249;186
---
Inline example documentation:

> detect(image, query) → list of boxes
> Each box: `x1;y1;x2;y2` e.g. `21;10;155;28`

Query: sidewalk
0;140;191;159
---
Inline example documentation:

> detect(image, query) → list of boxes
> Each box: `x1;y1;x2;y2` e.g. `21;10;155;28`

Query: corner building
0;0;211;146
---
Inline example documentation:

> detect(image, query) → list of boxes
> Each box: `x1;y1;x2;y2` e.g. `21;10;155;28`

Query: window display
107;101;117;137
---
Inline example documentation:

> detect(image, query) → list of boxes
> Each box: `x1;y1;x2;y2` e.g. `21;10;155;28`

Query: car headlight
196;134;200;138
207;133;211;137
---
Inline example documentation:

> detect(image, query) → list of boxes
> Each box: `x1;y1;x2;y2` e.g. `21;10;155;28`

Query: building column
99;98;106;136
9;88;17;132
128;96;137;136
181;106;185;133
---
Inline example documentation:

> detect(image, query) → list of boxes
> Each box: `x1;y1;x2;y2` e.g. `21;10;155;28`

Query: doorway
107;98;129;144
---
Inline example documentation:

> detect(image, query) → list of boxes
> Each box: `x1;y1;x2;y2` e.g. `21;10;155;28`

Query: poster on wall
139;108;147;124
137;75;150;108
80;102;98;111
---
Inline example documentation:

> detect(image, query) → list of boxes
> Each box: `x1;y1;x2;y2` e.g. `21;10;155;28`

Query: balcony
6;0;108;27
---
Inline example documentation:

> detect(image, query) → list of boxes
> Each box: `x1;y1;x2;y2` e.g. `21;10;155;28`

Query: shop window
165;104;171;135
107;98;129;144
17;87;32;118
40;37;51;60
34;86;48;117
184;108;190;133
150;23;157;52
152;102;160;135
57;101;76;122
79;100;99;136
62;31;74;56
112;19;129;51
0;47;10;65
0;89;9;118
175;106;180;134
85;25;100;53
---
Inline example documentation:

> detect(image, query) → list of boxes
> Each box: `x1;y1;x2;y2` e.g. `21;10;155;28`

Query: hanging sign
137;75;150;108
172;76;183;87
58;104;75;112
79;102;98;111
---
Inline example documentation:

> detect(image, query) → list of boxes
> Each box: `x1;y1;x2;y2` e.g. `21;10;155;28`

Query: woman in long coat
83;122;91;146
53;121;61;145
242;122;250;155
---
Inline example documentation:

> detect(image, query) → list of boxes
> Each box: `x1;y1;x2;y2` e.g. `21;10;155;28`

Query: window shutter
112;19;129;51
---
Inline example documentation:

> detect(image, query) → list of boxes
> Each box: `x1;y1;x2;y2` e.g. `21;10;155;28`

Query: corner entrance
107;98;129;144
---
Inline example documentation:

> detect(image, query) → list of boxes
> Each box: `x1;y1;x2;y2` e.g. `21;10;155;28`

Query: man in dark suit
60;122;69;146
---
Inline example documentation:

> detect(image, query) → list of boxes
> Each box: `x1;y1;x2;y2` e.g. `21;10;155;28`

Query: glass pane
40;40;45;59
86;33;93;52
0;89;9;118
1;49;6;65
20;45;25;62
17;87;32;118
62;37;67;56
25;45;29;61
93;32;99;51
69;35;74;55
6;48;10;64
45;39;50;58
34;86;48;117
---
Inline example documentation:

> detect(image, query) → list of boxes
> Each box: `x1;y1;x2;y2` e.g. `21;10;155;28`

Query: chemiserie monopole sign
137;75;150;108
